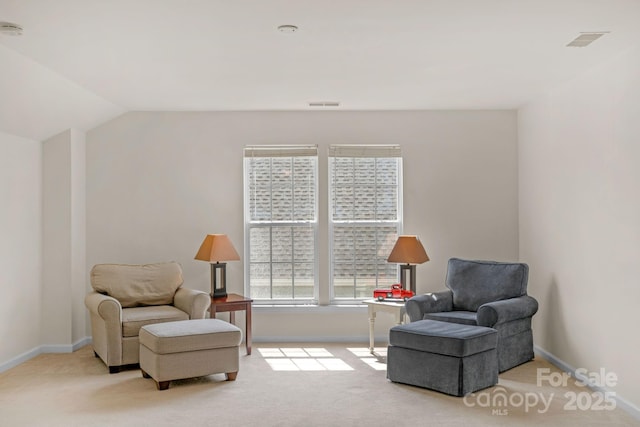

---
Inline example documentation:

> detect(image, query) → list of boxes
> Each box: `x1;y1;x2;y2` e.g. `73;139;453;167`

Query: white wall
86;110;519;340
0;131;42;366
41;129;87;348
70;130;88;344
519;47;640;410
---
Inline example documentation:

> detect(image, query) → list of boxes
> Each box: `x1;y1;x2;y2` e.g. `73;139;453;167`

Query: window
244;144;402;305
244;146;318;303
329;145;402;302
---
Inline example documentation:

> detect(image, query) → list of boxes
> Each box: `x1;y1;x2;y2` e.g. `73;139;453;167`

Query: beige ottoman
139;319;242;390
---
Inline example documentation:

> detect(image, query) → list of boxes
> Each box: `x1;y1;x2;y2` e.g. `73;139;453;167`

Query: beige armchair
85;262;210;373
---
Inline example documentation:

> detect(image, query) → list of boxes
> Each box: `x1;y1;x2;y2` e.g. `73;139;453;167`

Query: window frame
243;145;319;305
328;145;403;304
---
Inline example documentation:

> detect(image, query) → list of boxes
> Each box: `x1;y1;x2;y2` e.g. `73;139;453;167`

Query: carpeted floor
0;343;636;426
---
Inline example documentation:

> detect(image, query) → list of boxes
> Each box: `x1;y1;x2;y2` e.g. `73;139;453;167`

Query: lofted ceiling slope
1;0;639;141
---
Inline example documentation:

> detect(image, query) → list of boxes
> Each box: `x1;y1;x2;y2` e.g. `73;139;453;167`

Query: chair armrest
174;287;211;319
476;295;539;327
405;290;453;322
85;291;123;365
85;291;122;323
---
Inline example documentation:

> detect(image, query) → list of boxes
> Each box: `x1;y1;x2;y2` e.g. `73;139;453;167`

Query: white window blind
329;145;403;301
244;145;318;302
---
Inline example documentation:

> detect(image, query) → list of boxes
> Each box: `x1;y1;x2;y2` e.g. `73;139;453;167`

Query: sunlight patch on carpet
259;348;354;371
347;347;388;371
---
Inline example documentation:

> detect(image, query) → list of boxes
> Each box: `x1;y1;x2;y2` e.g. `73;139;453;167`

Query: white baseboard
535;345;640;421
0;337;92;374
0;346;43;373
74;336;92;350
40;336;92;353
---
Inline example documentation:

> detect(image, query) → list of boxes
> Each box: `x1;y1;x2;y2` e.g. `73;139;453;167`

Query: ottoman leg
141;369;151;379
156;380;171;391
226;372;238;381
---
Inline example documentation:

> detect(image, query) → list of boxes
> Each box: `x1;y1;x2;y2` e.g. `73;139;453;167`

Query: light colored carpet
0;343;636;427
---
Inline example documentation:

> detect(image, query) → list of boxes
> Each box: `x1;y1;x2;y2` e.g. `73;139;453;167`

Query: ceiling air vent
566;32;609;47
308;101;340;107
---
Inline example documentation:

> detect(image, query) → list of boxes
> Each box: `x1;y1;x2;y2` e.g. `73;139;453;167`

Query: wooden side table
210;293;253;355
362;299;407;354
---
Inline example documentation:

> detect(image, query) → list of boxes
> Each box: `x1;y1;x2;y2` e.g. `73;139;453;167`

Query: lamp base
400;264;417;295
213;290;227;298
210;263;228;298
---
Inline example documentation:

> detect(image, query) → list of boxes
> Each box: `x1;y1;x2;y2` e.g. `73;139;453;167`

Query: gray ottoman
387;319;498;396
139;319;242;390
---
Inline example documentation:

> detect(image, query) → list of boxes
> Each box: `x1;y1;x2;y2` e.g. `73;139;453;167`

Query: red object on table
373;284;414;301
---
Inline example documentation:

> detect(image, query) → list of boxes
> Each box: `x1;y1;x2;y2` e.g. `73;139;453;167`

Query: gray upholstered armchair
85;262;211;373
405;258;538;372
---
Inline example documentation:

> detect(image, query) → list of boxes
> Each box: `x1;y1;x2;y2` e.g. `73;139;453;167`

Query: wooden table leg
209;296;253;356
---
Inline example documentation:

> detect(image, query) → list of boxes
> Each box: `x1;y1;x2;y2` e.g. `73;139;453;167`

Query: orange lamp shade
194;234;240;263
387;235;429;264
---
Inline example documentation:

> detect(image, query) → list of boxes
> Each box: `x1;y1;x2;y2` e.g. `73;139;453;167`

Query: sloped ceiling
1;0;639;141
0;44;123;141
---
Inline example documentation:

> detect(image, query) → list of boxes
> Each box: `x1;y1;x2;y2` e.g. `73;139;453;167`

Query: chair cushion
446;258;528;311
424;310;477;325
390;319;497;357
139;319;242;354
91;262;184;308
122;305;189;337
